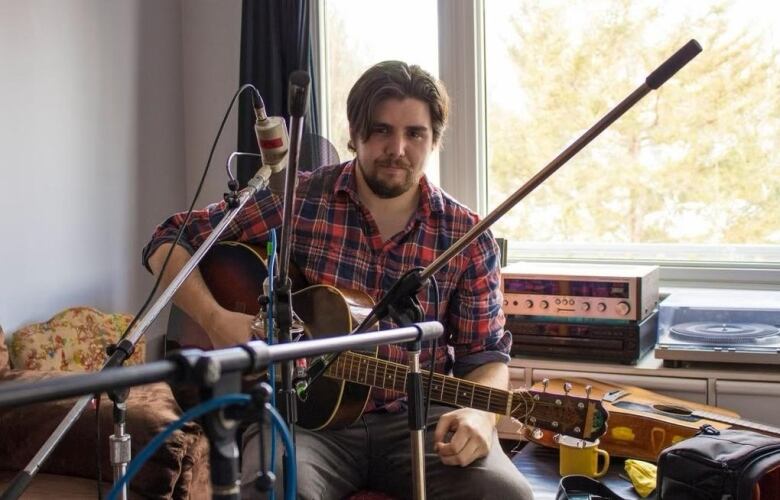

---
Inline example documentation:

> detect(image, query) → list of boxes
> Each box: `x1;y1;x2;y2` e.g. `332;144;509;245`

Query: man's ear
348;129;357;153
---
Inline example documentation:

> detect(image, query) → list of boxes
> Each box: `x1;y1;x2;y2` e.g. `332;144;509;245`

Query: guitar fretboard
326;351;514;416
694;410;780;436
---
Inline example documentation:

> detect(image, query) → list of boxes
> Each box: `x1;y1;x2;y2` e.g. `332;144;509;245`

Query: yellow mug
557;436;610;478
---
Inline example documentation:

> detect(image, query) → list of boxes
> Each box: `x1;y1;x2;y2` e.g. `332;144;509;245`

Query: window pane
322;0;440;184
484;0;780;264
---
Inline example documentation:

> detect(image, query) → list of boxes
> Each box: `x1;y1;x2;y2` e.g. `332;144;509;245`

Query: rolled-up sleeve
449;231;511;378
141;191;284;273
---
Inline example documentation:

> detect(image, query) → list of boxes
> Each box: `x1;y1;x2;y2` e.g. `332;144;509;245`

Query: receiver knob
596;302;607;312
524;299;534;309
540;300;549;309
581;302;591;312
616;301;631;316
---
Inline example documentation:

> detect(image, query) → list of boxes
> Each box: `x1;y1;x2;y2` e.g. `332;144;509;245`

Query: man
143;61;533;499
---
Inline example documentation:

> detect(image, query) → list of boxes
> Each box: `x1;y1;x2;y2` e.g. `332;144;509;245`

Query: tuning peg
585;385;592;400
563;382;572;395
531;428;544;440
542;378;549;392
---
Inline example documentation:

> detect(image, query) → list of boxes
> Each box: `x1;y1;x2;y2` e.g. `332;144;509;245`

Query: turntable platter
670;322;780;343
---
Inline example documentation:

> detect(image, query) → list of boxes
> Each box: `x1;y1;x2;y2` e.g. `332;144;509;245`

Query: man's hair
346;61;449;152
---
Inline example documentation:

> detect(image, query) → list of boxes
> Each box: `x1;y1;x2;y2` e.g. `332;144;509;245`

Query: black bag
556;475;626;500
656;425;780;500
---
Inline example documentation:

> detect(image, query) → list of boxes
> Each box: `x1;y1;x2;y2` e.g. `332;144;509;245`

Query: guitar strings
329;353;579;414
331;351;524;416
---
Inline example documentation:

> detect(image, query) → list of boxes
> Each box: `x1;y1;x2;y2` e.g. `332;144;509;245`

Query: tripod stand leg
407;342;426;500
108;389;131;500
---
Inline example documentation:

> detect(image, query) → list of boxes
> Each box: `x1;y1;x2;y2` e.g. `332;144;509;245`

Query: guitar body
526;378;770;462
165;241;377;430
166;243;610;440
166;241;268;352
292;284;376;430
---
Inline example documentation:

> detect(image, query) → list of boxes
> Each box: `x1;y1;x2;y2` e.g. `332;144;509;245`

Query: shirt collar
335;159;445;215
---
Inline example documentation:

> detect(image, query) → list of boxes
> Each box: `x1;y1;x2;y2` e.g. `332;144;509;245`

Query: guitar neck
326;351;514;416
693;409;780;436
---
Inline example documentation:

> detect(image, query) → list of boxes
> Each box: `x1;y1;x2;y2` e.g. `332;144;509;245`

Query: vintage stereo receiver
655;289;780;366
501;262;659;322
507;311;658;364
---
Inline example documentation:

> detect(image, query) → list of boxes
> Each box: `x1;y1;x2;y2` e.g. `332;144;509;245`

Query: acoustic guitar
525;378;780;462
166;241;609;441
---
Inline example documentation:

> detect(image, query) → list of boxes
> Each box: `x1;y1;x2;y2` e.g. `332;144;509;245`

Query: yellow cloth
624;459;657;498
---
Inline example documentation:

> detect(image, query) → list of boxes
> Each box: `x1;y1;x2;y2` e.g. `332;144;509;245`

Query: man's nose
385;132;406;157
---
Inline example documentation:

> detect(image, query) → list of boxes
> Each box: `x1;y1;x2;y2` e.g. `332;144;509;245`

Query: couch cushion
0;370;210;499
8;306;145;371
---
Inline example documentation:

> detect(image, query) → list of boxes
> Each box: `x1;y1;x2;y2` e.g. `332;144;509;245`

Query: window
315;0;780;287
483;0;780;277
317;0;440;183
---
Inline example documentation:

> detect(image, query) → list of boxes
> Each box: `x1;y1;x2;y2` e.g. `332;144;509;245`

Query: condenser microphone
253;102;289;171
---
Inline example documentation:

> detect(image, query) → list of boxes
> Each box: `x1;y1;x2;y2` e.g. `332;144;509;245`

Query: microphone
287;70;311;118
253;100;289;172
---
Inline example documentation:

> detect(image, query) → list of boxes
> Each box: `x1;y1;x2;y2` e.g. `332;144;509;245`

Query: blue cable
267;228;276;344
106;394;250;500
266;403;296;498
106;393;297;500
266;228;278;498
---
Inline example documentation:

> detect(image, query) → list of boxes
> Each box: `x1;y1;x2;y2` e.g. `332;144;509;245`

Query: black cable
423;278;440;426
117;83;261;347
91;83;262;497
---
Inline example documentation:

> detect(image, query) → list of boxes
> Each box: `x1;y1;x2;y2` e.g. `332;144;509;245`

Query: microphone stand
0;154;274;500
307;38;703;375
107;386;131;500
302;38;702;500
0;323;444;500
273;70;310;440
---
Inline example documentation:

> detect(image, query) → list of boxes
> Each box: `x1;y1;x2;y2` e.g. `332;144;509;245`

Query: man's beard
357;156;415;199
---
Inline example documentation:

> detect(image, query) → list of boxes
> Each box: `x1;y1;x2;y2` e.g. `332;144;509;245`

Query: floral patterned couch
0;307;211;499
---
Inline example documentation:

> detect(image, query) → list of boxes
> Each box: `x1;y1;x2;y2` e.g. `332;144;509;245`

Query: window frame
313;0;780;289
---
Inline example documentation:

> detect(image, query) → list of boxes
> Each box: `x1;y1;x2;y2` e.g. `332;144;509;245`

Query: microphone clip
223;179;241;209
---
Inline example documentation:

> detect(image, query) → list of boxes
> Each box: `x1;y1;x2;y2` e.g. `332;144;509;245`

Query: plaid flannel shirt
142;160;510;410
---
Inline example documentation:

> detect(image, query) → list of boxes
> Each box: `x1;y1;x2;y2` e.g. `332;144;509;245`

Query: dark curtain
237;0;324;187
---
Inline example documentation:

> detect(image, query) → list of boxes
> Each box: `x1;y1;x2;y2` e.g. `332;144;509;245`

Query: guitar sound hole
653;404;693;416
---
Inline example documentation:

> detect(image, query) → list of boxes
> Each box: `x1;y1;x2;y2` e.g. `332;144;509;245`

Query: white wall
181;0;242;204
0;0;240;351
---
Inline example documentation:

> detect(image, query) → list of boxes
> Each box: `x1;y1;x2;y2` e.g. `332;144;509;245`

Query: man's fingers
433;411;457;443
438;438;481;467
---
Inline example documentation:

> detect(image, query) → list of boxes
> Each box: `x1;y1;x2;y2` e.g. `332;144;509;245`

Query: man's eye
373;126;389;134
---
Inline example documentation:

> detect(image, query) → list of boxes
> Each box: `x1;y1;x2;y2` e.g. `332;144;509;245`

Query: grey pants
240;404;534;500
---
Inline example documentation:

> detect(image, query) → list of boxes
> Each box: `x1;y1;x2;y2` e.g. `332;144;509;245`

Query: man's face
352;98;435;199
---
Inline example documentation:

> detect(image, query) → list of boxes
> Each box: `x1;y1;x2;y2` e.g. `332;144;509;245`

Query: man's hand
433;407;495;467
203;307;256;348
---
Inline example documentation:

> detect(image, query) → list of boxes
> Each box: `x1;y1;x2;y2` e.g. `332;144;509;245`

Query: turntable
655;289;780;366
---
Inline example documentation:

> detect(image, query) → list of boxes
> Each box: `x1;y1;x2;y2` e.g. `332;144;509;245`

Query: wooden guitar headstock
510;379;608;441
